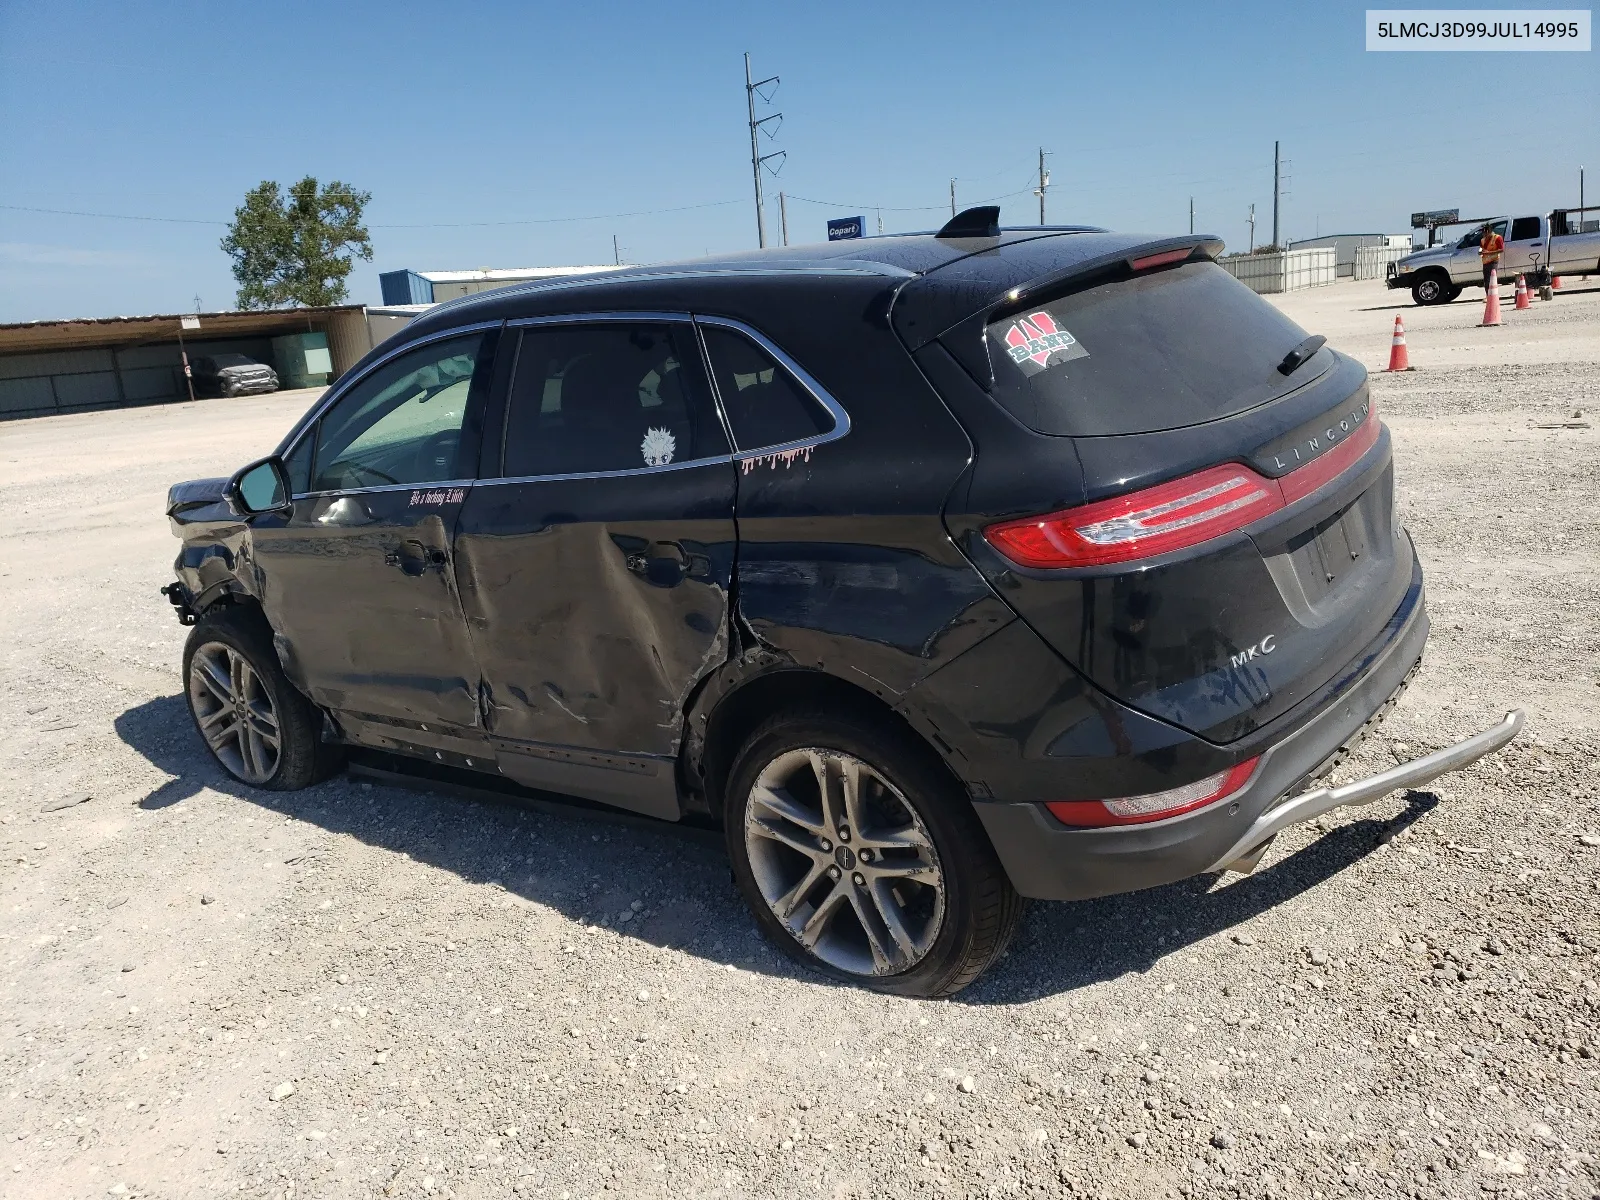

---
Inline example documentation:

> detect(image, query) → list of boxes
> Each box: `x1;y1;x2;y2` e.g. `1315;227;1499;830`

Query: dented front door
249;485;487;756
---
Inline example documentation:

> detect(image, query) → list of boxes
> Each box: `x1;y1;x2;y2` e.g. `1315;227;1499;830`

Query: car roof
400;229;1102;330
394;225;1223;358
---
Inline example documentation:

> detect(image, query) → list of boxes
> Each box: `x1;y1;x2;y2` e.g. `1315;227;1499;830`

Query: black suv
163;211;1519;997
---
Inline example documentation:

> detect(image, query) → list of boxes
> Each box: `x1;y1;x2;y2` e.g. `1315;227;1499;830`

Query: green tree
220;177;373;309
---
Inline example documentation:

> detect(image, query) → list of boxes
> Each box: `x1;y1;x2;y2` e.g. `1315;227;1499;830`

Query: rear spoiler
926;235;1224;390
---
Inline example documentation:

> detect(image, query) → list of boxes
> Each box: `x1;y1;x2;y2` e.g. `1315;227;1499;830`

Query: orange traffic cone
1480;266;1502;326
1386;315;1412;372
1552;275;1563;289
1514;274;1530;309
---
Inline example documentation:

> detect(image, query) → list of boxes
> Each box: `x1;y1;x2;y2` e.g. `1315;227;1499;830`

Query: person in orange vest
1479;223;1505;292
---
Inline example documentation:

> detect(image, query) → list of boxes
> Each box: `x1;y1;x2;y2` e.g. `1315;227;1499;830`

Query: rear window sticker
641;427;676;467
995;310;1089;377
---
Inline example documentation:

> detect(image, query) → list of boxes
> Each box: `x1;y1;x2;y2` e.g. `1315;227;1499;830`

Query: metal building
1286;234;1412;278
0;306;375;421
379;265;619;305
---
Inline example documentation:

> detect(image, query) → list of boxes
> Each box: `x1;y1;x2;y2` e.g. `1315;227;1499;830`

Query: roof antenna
936;205;1000;239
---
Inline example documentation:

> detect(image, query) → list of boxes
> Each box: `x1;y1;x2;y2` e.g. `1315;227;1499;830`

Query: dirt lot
2;279;1597;1200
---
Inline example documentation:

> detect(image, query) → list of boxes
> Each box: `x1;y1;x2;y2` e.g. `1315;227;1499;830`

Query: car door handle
386;541;447;576
627;541;690;585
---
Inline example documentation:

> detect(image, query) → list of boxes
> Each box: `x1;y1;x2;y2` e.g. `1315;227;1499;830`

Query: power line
785;179;1037;215
0;203;225;225
0;198;747;230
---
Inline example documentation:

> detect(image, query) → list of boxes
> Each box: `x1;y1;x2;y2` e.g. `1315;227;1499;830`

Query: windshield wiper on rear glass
1277;335;1327;377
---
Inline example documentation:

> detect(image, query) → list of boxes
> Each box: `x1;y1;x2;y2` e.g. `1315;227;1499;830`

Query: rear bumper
972;569;1438;900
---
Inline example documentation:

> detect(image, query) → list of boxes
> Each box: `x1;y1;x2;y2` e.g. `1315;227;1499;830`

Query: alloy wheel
188;643;281;784
743;748;945;977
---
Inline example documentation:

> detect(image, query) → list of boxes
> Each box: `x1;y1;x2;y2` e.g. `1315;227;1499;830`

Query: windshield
212;353;255;368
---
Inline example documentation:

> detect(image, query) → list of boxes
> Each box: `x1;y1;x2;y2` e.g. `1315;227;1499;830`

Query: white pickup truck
1387;210;1600;305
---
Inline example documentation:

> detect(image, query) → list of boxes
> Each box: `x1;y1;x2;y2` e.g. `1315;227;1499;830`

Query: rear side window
700;326;831;451
501;323;728;477
981;262;1314;437
1509;216;1541;241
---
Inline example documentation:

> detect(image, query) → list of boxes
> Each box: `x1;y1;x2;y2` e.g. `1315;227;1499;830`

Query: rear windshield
980;261;1315;436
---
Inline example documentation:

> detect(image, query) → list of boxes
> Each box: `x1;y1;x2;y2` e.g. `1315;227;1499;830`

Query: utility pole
1248;203;1256;253
876;209;883;235
613;234;620;266
1581;166;1586;227
1272;140;1281;248
1035;147;1050;224
176;316;197;404
949;178;957;217
744;53;784;248
1189;197;1194;235
778;192;788;246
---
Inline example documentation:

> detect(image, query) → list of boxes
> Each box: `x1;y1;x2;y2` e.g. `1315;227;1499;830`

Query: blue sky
1;0;1594;321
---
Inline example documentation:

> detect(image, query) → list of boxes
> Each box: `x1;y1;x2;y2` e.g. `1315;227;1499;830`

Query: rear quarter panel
692;275;1013;699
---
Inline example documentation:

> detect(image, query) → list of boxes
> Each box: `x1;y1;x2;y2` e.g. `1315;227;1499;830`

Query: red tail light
984;405;1379;569
1045;757;1260;828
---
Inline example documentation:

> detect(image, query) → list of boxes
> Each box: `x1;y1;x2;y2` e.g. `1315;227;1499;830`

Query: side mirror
230;457;291;515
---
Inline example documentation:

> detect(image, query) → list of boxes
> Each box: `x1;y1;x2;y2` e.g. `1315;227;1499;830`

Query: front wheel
724;709;1024;998
1411;274;1453;305
182;606;339;789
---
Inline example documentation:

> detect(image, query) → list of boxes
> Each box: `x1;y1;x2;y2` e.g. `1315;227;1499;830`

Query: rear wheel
182;606;339;789
724;709;1024;998
1411;273;1453;305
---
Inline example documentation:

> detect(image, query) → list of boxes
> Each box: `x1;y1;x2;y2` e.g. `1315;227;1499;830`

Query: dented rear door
451;319;737;819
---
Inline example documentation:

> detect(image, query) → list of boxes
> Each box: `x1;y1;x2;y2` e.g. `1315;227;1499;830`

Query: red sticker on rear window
995;310;1089;377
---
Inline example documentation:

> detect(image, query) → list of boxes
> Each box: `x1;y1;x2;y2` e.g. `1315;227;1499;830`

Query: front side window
699;325;832;451
501;323;728;477
309;333;484;492
1458;221;1508;249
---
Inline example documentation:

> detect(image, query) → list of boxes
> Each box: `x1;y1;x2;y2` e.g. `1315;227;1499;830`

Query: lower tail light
984;403;1379;569
1045;757;1260;828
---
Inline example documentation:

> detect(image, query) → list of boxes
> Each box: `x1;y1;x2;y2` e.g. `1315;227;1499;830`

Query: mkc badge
997;310;1089;376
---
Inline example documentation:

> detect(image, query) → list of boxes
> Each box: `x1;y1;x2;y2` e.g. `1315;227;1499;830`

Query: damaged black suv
164;208;1520;997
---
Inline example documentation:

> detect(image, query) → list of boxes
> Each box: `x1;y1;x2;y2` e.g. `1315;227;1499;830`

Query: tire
182;606;340;790
1411;273;1452;305
222;381;239;398
724;707;1025;998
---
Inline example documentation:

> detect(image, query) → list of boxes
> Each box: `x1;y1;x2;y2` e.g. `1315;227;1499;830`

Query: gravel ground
2;281;1597;1200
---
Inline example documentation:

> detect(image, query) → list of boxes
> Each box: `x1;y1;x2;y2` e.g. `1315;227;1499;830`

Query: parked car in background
1388;209;1600;305
193;353;279;397
161;210;1521;996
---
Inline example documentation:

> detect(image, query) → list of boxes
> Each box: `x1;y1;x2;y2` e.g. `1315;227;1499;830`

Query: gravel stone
4;281;1599;1198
